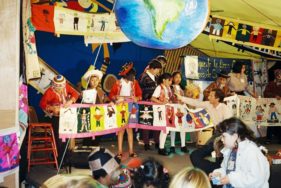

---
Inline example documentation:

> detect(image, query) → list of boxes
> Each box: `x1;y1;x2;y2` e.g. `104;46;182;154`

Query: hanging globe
115;0;209;50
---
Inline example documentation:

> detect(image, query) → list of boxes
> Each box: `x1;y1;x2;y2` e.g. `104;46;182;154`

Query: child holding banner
170;71;188;153
151;73;172;156
109;62;142;160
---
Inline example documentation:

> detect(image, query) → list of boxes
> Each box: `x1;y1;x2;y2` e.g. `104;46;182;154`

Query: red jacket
109;79;142;101
40;83;79;112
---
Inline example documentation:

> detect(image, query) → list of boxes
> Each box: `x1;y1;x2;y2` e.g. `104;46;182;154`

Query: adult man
203;71;230;100
264;69;281;142
40;75;79;163
139;59;162;151
176;89;232;174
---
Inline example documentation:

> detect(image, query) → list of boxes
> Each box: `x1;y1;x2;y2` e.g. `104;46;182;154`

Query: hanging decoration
207;15;281;52
114;0;209;49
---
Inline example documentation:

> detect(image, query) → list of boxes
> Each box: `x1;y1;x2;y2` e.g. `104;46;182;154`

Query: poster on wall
28;57;78;94
184;56;199;79
182;56;253;81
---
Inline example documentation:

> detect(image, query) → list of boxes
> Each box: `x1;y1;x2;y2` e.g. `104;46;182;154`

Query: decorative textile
208;15;281;52
59;102;214;141
251;59;268;96
23;0;41;80
19;81;28;146
0;132;20;172
31;4;55;32
224;95;281;126
31;5;129;43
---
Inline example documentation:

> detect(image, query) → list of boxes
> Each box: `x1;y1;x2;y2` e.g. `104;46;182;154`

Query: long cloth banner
59;102;214;141
224;95;281;126
31;5;130;44
206;15;281;52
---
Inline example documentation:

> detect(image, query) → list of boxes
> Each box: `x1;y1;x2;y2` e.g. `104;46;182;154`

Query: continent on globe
143;0;185;40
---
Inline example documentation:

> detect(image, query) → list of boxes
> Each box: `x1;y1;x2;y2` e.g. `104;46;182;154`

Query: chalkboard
182;56;253;81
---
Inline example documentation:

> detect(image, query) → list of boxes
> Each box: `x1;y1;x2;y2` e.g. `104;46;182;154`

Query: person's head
216;71;229;87
83;70;103;89
88;147;121;186
208;89;225;104
158;73;172;87
232;62;246;74
172;71;182;85
95;107;100;114
274;69;281;82
270;102;276;107
185;83;200;99
156;55;168;69
148;59;162;76
119;62;136;81
132;158;169;188
169;167;211;188
217;117;255;149
52;75;66;92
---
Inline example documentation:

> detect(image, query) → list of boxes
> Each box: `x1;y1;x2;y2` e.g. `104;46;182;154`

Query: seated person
131;158;170;188
203;71;230;101
88;147;132;188
169;167;211;188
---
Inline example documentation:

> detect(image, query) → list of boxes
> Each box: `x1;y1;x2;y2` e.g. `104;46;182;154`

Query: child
151;73;172;155
82;69;109;104
209;117;269;188
170;72;188;153
132;158;170;188
109;62;142;159
169;167;211;188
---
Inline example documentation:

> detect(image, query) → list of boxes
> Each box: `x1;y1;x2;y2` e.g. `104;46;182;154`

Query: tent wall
0;0;20;187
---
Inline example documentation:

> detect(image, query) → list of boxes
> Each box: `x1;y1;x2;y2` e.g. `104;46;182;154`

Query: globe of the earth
115;0;209;50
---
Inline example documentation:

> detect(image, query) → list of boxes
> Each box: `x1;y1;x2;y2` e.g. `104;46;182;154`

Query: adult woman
227;62;256;96
210;117;269;188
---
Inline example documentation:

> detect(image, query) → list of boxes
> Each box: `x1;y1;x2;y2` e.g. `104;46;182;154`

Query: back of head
169;167;211;188
132;158;170;188
232;61;245;73
149;59;162;69
217;117;255;141
156;55;167;63
88;147;120;180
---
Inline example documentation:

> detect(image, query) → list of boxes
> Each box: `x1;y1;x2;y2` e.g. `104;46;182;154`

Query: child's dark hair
149;59;162;69
212;88;225;102
132;158;170;188
122;68;136;80
158;73;172;85
172;71;181;80
217;117;255;142
232;61;245;74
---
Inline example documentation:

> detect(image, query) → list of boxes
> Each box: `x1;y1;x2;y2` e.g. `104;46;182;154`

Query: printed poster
91;106;105;132
104;105;117;129
152;105;166;127
138;104;153;126
77;107;91;133
59;107;78;134
128;103;139;124
116;103;129;127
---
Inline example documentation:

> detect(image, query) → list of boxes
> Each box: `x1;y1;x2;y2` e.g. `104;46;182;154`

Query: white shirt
152;85;169;100
119;78;132;97
146;70;155;82
214;139;269;188
179;96;232;126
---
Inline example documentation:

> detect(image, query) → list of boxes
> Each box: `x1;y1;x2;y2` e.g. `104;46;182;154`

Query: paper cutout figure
78;108;91;132
139;105;153;125
166;105;175;127
0;133;19;172
59;107;78;134
104;105;117;129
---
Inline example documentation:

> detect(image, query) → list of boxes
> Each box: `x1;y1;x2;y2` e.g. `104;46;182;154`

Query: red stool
27;123;58;172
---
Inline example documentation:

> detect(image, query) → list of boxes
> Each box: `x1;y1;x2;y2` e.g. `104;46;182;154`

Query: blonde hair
169;167;211;188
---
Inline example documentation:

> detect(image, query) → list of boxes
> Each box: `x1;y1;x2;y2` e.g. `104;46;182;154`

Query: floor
24;136;281;188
